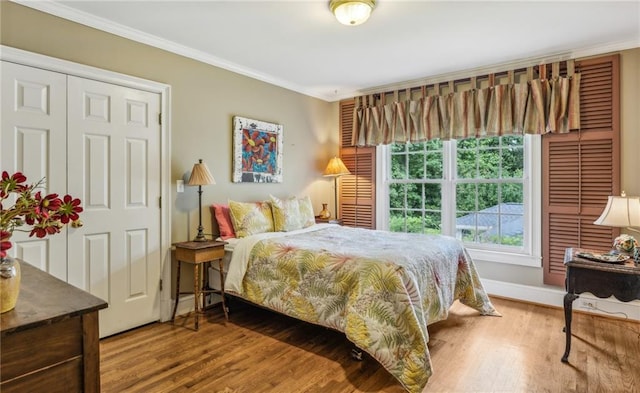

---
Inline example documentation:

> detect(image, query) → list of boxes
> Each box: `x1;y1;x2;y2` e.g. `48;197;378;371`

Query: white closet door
0;61;68;278
67;76;162;337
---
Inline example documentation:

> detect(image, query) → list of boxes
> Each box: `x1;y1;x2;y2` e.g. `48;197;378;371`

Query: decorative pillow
270;195;303;232
228;200;274;238
212;204;235;240
297;196;316;228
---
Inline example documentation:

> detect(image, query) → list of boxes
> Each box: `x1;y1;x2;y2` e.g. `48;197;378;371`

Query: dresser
1;260;108;393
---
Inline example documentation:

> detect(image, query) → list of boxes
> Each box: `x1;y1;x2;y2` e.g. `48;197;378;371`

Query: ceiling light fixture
330;0;376;26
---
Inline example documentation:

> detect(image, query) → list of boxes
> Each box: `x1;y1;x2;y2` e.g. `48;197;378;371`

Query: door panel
67;76;161;337
0;62;68;277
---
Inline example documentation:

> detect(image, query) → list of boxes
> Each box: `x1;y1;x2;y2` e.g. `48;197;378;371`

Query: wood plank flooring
100;297;640;392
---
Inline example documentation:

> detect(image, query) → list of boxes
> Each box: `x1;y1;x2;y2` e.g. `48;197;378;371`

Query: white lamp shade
331;0;375;26
593;195;640;228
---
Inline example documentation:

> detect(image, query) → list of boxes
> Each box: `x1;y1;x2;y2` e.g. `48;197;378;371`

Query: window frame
376;134;542;267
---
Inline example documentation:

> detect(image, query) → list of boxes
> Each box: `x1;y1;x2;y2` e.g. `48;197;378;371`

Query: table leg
562;293;579;362
218;259;229;320
194;263;200;331
171;260;182;323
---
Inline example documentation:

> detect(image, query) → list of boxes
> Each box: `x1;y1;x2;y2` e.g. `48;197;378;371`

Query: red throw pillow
212;204;235;240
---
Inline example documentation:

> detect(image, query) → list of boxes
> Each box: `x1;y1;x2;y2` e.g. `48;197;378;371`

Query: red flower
1;172;83;250
0;171;28;198
58;195;83;224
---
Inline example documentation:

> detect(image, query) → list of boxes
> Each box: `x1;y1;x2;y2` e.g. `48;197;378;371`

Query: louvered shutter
542;54;620;286
339;99;376;229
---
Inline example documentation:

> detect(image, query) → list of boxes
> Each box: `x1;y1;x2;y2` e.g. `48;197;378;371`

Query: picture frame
232;116;283;183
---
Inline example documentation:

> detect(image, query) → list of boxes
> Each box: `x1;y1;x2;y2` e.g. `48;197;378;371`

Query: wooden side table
561;247;640;362
172;240;228;330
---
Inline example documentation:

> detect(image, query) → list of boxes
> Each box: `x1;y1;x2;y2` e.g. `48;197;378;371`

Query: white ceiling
17;0;640;102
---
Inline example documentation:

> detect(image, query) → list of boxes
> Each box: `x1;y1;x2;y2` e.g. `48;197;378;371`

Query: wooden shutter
542;54;620;286
339;99;376;229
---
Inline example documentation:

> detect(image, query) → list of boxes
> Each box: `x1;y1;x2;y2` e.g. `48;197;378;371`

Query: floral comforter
225;224;499;393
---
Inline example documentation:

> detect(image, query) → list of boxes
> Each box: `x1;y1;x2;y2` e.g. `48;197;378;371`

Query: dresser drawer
0;316;83;382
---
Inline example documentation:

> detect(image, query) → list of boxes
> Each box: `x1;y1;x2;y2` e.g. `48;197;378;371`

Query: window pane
502;183;523;204
456;183;477;212
391;144;406;153
424;211;441;234
406;210;424;233
391;153;407;180
500;214;524;246
458;138;477;149
477;183;498;210
479;137;500;147
426;139;443;150
408;142;424;152
478;149;499;179
389;183;405;209
457;148;477;179
502;135;523;146
424;184;441;210
475;213;499;245
408;153;425;179
502;146;524;178
426;152;443;179
389;210;406;232
407;183;422;210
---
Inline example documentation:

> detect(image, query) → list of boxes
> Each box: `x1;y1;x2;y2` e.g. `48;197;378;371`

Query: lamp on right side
594;191;640;263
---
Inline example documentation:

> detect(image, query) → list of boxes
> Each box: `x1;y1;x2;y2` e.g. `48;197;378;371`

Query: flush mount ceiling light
330;0;376;26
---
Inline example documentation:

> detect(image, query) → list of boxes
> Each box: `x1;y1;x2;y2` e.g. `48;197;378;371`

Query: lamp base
193;226;207;242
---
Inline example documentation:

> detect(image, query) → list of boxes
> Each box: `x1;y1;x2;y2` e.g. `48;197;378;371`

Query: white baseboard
481;279;640;322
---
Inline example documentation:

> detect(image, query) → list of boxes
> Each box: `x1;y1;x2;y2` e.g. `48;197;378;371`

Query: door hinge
158;113;162;125
159;279;163;291
158;196;162;208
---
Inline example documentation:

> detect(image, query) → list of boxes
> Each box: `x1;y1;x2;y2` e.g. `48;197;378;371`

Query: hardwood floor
100;297;640;393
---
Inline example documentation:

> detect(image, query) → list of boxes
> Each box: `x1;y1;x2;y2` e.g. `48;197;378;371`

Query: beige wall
0;2;339;243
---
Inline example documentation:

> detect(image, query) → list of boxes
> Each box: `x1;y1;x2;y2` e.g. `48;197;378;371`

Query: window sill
467;248;541;267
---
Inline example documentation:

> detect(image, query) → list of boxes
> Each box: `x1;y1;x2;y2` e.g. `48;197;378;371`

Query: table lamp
188;159;215;241
594;191;640;262
323;156;351;219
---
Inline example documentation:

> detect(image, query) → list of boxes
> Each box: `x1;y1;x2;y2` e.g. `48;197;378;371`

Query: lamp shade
330;0;375;26
188;159;215;186
323;157;351;177
593;193;640;228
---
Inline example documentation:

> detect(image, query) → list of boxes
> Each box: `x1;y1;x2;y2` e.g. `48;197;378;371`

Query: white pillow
270;195;303;232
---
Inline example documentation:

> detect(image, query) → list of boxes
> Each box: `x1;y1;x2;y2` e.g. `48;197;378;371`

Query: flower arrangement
0;171;83;260
613;233;638;254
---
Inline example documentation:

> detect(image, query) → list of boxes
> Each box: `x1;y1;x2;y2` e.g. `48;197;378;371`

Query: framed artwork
233;116;283;183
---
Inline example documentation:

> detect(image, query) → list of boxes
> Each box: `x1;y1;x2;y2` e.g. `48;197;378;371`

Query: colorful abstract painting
233;116;283;183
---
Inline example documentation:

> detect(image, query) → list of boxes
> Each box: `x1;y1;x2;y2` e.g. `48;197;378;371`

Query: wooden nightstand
561;247;640;362
172;240;228;330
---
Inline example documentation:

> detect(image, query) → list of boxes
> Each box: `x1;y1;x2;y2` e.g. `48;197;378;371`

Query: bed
220;222;499;393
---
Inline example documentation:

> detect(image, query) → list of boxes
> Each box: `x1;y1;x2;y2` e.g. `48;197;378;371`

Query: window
379;135;541;266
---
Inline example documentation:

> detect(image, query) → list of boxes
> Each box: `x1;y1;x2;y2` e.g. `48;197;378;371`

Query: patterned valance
353;61;581;146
